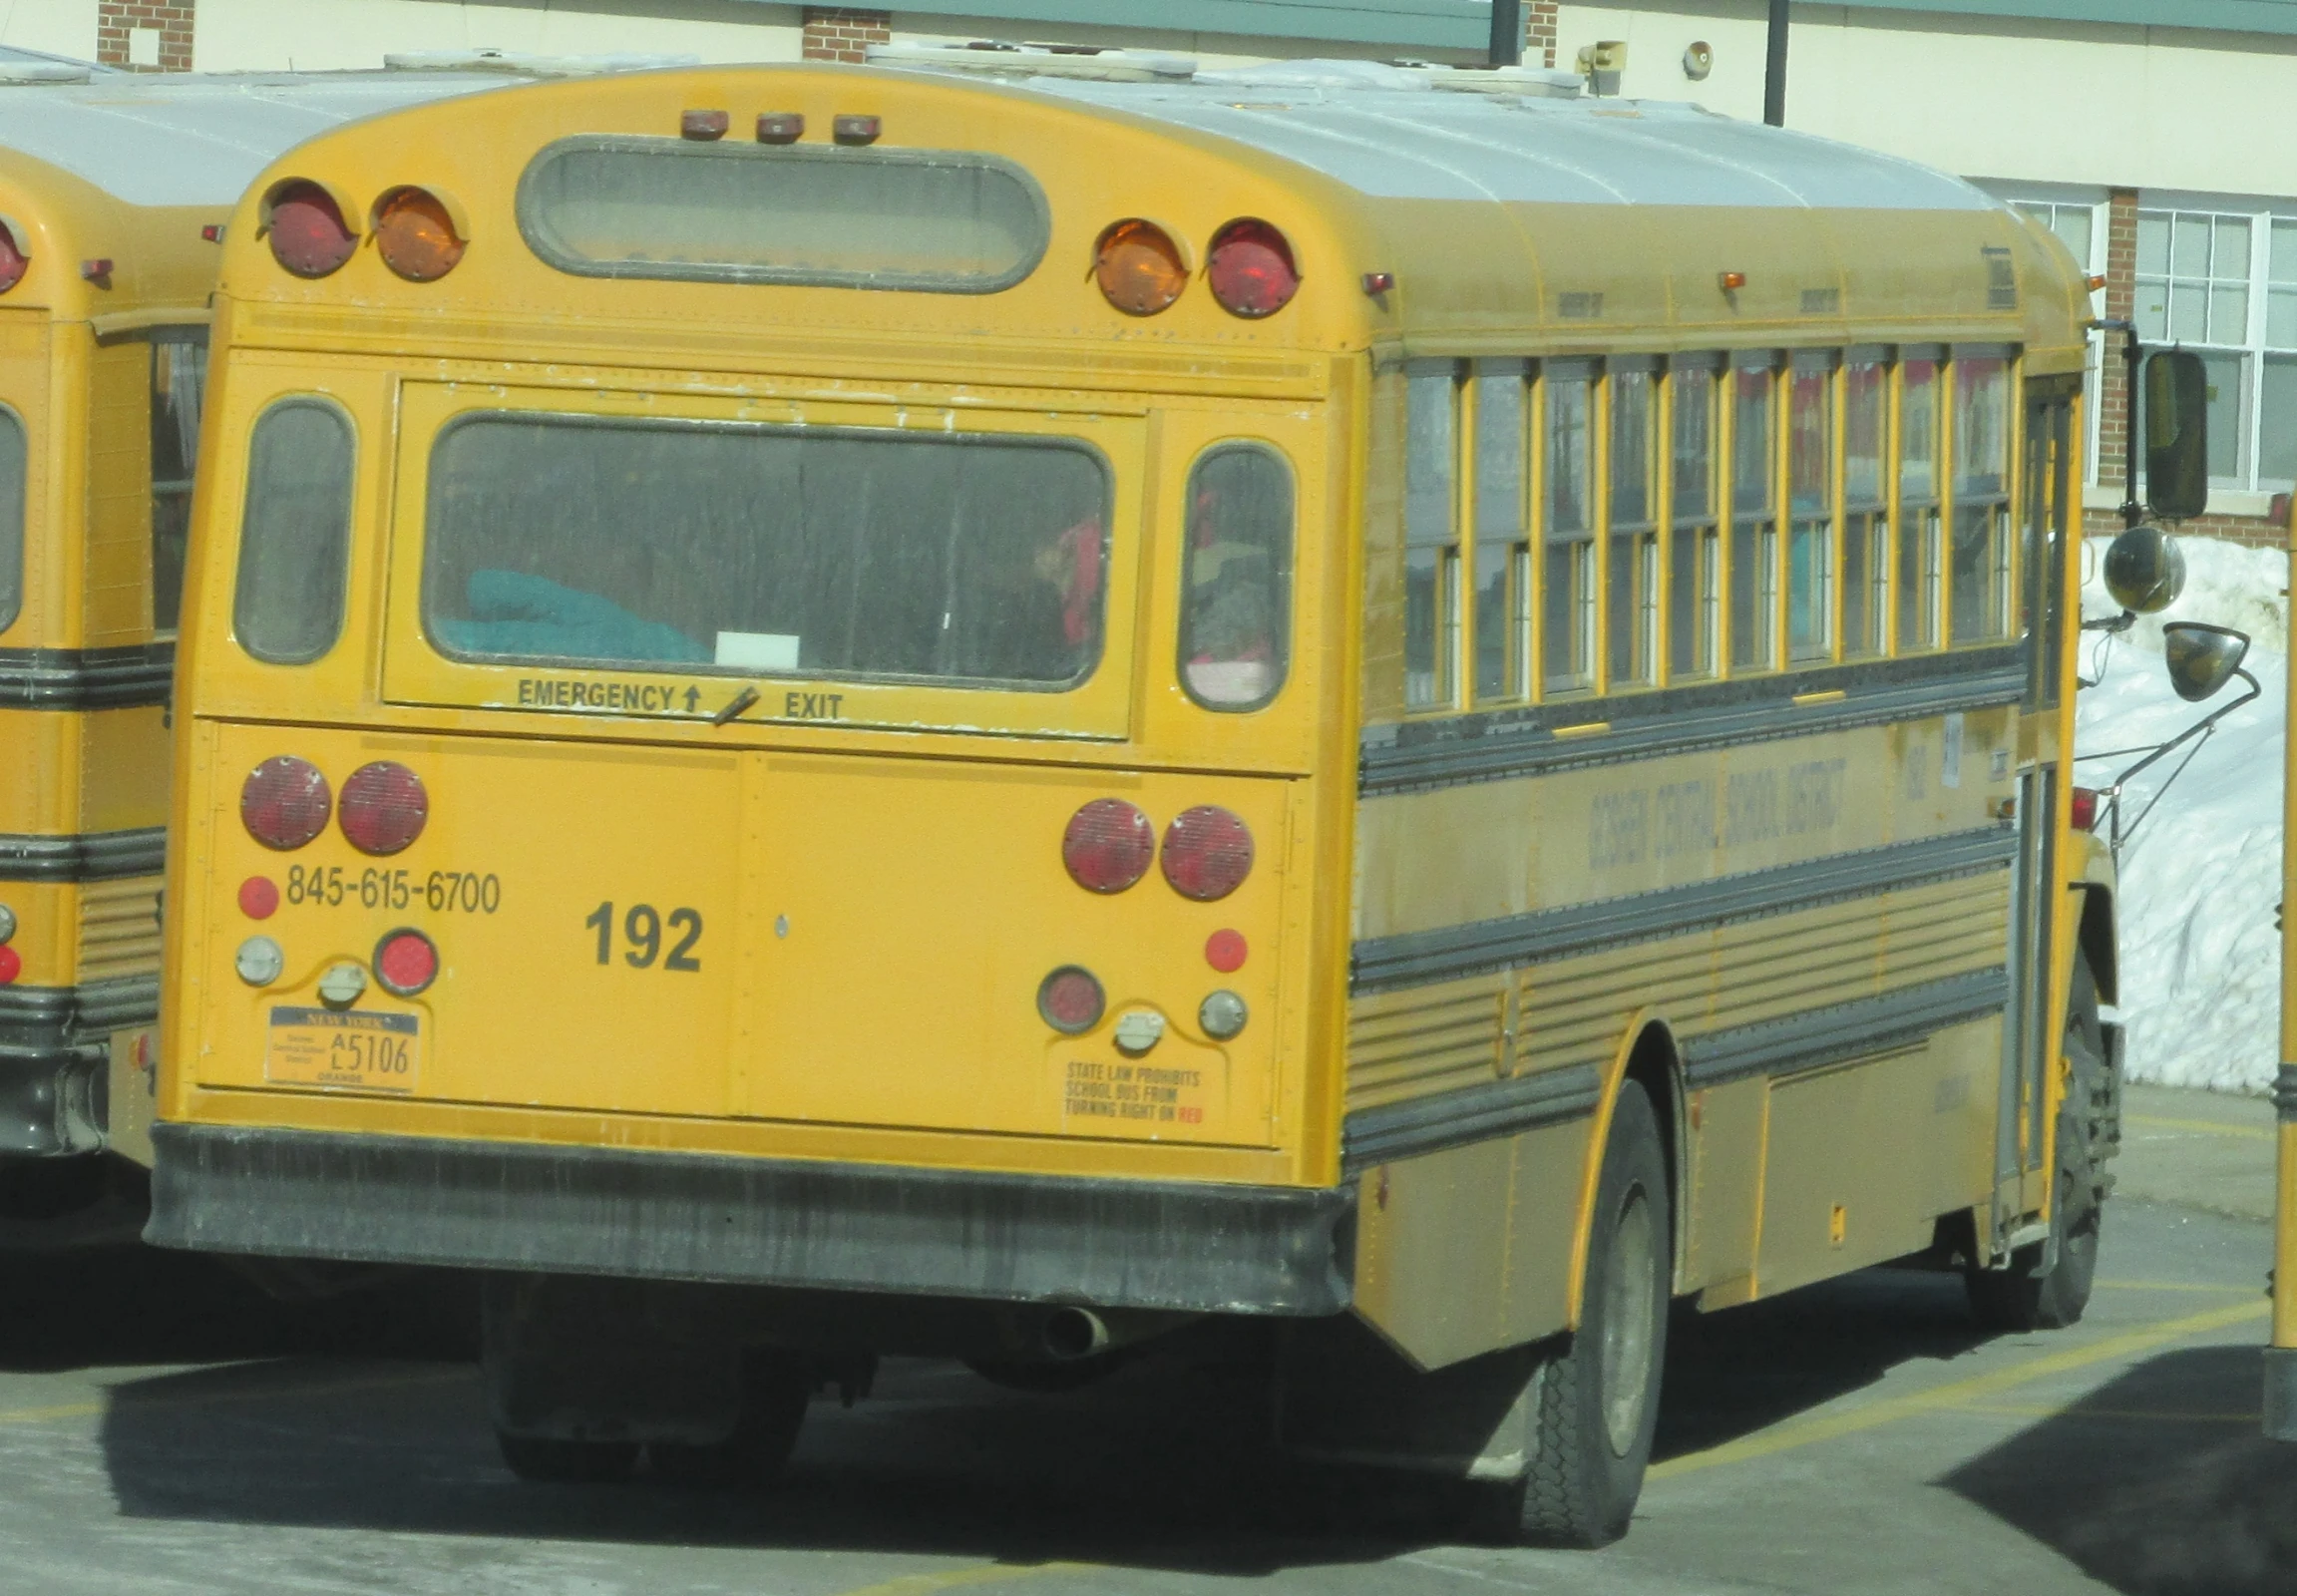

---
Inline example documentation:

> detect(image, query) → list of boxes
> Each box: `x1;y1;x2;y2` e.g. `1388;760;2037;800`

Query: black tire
497;1431;639;1484
648;1355;811;1488
1510;1080;1672;1547
1968;953;2108;1333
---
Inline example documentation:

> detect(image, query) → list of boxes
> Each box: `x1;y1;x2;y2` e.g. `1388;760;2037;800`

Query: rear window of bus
420;414;1110;689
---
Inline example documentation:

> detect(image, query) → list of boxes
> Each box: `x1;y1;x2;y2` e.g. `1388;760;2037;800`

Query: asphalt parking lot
0;1086;2286;1596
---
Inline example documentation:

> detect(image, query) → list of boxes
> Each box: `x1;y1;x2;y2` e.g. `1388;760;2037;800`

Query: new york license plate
265;1006;421;1094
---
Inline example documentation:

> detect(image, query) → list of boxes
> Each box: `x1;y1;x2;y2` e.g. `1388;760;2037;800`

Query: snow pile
2076;536;2287;1092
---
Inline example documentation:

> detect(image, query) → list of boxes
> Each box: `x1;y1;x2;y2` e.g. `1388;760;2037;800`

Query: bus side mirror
2102;521;2185;613
2161;621;2250;702
2145;349;2210;521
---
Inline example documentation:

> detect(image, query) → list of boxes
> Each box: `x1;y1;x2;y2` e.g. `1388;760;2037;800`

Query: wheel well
1622;1023;1684;1276
2077;884;2117;1008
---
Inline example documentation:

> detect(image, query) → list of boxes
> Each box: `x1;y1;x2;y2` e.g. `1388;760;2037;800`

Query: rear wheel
1968;952;2108;1333
1507;1080;1672;1547
496;1432;639;1484
647;1354;811;1488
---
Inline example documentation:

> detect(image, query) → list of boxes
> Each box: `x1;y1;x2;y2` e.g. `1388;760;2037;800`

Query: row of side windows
1398;346;2018;712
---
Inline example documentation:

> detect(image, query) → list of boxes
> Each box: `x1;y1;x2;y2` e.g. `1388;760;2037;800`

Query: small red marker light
201;224;225;243
1361;270;1394;295
238;876;280;920
681;109;729;141
1206;929;1248;973
2087;272;2107;292
80;258;113;285
1038;966;1105;1034
833;114;881;146
0;947;17;985
1719;270;1746;291
1207;219;1299;318
757;112;804;144
375;928;439;997
2070;786;2101;833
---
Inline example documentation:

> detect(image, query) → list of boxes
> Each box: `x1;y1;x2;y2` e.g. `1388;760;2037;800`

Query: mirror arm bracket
2086;318;2146;531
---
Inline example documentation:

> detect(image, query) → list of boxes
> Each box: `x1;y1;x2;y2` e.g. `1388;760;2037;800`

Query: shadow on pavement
1945;1344;2297;1596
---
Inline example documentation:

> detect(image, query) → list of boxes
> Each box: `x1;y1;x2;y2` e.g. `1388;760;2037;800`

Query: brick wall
2094;189;2136;493
97;0;194;71
1527;2;1558;69
802;6;890;64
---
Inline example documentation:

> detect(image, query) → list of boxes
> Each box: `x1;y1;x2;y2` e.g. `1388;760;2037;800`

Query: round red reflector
373;187;466;282
1094;218;1187;316
266;180;356;279
0;947;18;985
1206;219;1299;319
338;761;428;856
0;227;26;295
238;876;280;920
1206;929;1248;974
1062;799;1155;894
374;928;439;997
241;756;331;851
1162;806;1254;902
1037;966;1106;1034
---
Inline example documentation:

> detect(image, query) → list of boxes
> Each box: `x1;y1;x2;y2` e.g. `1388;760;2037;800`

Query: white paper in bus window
715;630;801;670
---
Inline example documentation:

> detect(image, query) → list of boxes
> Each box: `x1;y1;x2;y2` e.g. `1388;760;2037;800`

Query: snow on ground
2076;535;2287;1092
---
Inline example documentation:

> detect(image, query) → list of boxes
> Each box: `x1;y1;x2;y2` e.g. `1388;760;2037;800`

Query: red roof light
1206;219;1298;319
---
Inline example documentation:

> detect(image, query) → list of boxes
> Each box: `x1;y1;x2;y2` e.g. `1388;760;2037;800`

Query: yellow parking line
830;1563;1092;1596
2124;1113;2271;1140
1649;1298;2267;1481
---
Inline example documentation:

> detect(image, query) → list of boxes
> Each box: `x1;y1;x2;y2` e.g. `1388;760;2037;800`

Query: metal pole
1488;0;1523;66
2270;505;2297;1440
2122;327;2144;529
1763;0;1788;126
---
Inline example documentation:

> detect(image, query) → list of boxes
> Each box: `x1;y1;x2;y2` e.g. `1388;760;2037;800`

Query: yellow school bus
148;55;2116;1540
0;61;560;1236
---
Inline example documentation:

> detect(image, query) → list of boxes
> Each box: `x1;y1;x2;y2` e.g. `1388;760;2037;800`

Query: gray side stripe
1360;650;2024;795
1351;826;2015;995
1681;967;2009;1090
0;828;166;883
0;645;173;711
1342;1060;1601;1173
0;976;160;1053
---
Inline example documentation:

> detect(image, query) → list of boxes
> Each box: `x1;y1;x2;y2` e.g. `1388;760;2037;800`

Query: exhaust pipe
1041;1306;1111;1362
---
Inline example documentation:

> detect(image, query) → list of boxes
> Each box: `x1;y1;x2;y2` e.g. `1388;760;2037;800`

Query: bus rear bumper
0;1044;109;1157
146;1123;1354;1317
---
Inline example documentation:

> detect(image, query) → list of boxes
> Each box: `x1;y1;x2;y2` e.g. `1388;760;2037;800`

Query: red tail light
1038;966;1105;1034
1207;219;1299;319
265;180;356;278
1062;799;1155;894
241;756;331;850
2070;786;2101;832
373;187;465;282
338;761;428;856
1162;806;1254;901
375;928;439;997
0;947;17;985
0;226;25;295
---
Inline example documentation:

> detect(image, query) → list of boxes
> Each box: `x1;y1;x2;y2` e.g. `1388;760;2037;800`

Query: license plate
265;1006;421;1094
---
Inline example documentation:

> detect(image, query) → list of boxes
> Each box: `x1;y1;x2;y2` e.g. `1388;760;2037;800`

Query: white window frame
1977;182;2107;485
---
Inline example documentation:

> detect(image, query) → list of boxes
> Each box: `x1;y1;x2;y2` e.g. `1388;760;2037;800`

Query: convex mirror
2161;621;2250;702
2145;350;2210;521
2103;522;2185;613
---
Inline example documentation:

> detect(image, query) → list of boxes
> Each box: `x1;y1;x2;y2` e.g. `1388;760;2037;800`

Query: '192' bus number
585;902;702;972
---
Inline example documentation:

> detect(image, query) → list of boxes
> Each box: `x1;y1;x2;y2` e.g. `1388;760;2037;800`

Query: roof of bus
0;69;529;208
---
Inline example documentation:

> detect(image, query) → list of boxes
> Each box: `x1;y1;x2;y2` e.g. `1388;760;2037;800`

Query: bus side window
1842;356;1889;658
1180;443;1293;712
1728;356;1780;672
150;333;207;634
1668;357;1721;679
1543;362;1596;693
0;407;23;636
1471;363;1529;703
233;399;355;665
1898;354;1943;652
1608;363;1660;689
1786;350;1836;663
1403;366;1459;710
1952;352;2014;642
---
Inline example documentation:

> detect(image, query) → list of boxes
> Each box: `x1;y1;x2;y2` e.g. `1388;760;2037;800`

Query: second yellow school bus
148;55;2112;1541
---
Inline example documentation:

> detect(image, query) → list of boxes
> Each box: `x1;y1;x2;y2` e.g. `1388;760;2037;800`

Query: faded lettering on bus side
1591;757;1849;869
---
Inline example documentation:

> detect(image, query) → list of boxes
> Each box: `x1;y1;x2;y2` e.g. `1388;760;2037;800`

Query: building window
2006;196;2105;484
2136;208;2253;486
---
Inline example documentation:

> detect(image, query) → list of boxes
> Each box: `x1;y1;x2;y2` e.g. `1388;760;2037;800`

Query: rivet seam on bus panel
1113;1009;1166;1056
317;961;368;1008
236;937;284;988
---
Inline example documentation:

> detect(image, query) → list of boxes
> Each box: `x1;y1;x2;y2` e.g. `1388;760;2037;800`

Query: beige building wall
191;0;809;71
1;0;102;61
